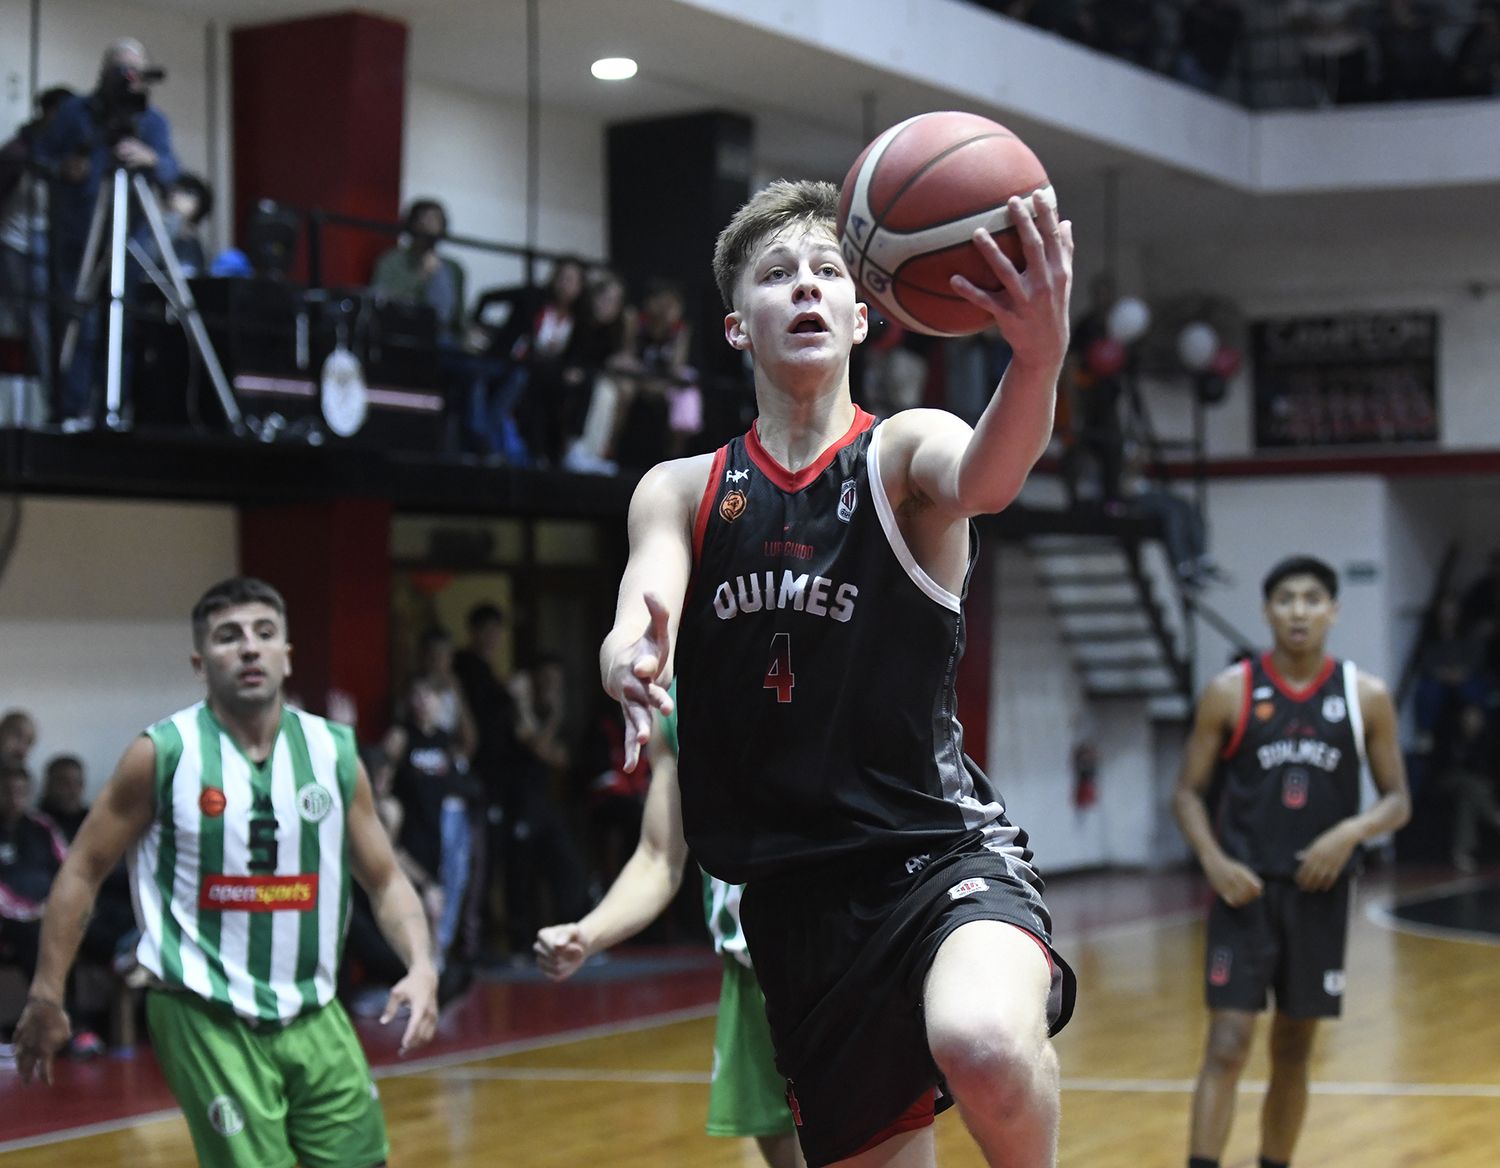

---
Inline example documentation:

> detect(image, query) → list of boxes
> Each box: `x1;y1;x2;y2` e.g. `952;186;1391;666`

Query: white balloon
1107;297;1151;344
1177;321;1220;372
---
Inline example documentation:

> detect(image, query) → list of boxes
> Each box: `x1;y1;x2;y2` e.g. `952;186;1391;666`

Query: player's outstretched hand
949;191;1073;372
534;923;589;981
382;965;439;1056
605;591;675;770
1207;855;1264;908
13;995;71;1085
1295;824;1357;892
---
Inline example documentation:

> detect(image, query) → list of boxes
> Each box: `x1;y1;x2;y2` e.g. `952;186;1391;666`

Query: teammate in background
1172;555;1411;1168
535;693;803;1168
14;576;439;1168
601;179;1076;1167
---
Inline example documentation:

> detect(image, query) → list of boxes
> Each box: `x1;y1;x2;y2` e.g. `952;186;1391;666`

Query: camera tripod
59;165;243;433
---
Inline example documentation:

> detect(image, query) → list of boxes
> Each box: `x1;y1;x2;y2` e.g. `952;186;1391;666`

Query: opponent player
602;179;1076;1168
535;693;801;1168
1172;555;1410;1168
14;576;439;1168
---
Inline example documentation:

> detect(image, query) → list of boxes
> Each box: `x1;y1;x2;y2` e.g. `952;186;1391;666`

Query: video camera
91;61;166;147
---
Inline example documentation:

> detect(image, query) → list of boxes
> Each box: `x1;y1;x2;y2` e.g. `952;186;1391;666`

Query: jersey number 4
764;632;795;703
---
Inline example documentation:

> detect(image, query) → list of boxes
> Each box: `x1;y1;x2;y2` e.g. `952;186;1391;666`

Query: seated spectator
1445;703;1500;873
611;279;703;466
0;709;36;766
1289;0;1374;104
153;172;214;277
1372;0;1445;100
562;270;634;474
1454;0;1500;97
1120;454;1224;589
36;754;87;838
371;198;466;341
1172;0;1245;94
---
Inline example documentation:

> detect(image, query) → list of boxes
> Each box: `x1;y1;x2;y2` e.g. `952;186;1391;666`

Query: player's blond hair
712;179;840;310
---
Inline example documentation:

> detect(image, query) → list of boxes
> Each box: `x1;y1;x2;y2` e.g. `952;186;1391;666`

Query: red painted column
238;500;392;742
231;12;407;286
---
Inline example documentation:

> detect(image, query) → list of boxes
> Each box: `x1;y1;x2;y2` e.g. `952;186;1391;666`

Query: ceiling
115;0;1500;262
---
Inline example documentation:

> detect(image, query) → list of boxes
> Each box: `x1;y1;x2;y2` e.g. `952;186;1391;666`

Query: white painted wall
0;497;238;796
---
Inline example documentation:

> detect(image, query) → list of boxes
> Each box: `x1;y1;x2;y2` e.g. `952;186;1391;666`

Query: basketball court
3;867;1494;1167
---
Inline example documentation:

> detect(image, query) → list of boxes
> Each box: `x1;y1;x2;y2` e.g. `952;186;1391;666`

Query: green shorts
706;956;795;1139
146;991;389;1168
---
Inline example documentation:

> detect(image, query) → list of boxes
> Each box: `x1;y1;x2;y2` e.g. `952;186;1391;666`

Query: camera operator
33;38;179;424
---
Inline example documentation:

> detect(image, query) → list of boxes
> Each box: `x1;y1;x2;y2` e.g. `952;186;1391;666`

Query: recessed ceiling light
591;57;637;81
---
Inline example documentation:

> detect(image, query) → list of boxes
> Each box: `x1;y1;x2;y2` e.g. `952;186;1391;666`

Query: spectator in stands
1454;0;1500;97
150;172;213;277
1088;0;1160;69
1461;548;1500;671
562;270;635;474
1062;273;1126;507
0;85;75;409
408;625;477;762
1372;0;1445;100
515;257;587;466
0;709;36;766
1413;593;1489;766
371;198;466;342
34;38;180;424
1445;703;1500;873
502;656;591;960
1172;0;1246;94
36;754;86;838
452;602;519;960
1288;0;1374;104
382;677;478;970
610;279;702;466
1120;450;1224;589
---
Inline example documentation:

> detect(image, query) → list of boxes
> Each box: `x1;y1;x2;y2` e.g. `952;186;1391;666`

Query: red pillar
239;500;392;742
231;12;407;286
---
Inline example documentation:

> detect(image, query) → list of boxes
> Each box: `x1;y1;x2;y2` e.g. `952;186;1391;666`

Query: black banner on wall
1251;313;1439;449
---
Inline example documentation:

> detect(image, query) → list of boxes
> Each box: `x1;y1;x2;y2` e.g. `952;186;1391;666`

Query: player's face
1264;574;1337;654
193;602;292;710
726;226;868;382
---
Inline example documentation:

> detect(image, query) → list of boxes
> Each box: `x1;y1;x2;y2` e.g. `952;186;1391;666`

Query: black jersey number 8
764;632;795;703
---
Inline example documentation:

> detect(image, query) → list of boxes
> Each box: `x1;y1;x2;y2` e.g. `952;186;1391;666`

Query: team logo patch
1208;946;1233;987
1254;700;1275;723
1282;768;1309;809
207;1094;245;1137
726;468;749;483
719;490;747;523
1323;969;1346;996
947;876;990;901
1322;695;1347;723
297;783;333;823
837;477;858;523
905;852;932;875
199;787;227;817
1253;686;1274;700
200;874;319;912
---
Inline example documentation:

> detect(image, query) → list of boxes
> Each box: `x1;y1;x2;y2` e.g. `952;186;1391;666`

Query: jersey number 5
764;632;795;703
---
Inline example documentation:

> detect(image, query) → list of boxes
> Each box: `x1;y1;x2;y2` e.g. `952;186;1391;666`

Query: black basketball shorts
1204;875;1352;1018
738;831;1076;1168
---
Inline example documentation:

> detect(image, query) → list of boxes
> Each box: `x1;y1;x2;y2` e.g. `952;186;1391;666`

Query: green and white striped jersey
130;702;358;1024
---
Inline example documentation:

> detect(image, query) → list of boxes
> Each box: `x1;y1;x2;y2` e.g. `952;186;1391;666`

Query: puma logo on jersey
712;571;857;623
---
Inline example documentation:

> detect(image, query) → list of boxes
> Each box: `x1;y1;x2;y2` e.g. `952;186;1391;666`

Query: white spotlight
591;57;638;81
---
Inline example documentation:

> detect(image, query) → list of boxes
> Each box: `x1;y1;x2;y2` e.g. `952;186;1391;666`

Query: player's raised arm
1294;672;1412;891
599;456;708;768
1173;664;1265;908
884;192;1073;519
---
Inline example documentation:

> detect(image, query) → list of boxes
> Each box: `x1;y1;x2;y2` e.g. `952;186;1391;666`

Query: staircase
1026;532;1194;720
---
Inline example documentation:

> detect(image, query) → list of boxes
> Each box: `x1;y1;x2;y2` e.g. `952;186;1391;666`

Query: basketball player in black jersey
1173;556;1410;1168
601;179;1075;1168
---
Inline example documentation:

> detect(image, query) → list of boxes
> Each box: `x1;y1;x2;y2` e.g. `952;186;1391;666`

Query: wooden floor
3;867;1498;1167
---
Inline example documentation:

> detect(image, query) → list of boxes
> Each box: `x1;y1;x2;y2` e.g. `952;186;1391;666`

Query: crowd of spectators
1410;551;1500;872
985;0;1500;104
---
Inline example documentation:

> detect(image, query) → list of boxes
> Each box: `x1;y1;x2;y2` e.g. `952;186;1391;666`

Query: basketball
836;110;1055;338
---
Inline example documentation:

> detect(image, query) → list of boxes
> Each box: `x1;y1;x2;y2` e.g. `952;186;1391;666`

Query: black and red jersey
674;407;1035;885
1217;653;1366;877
